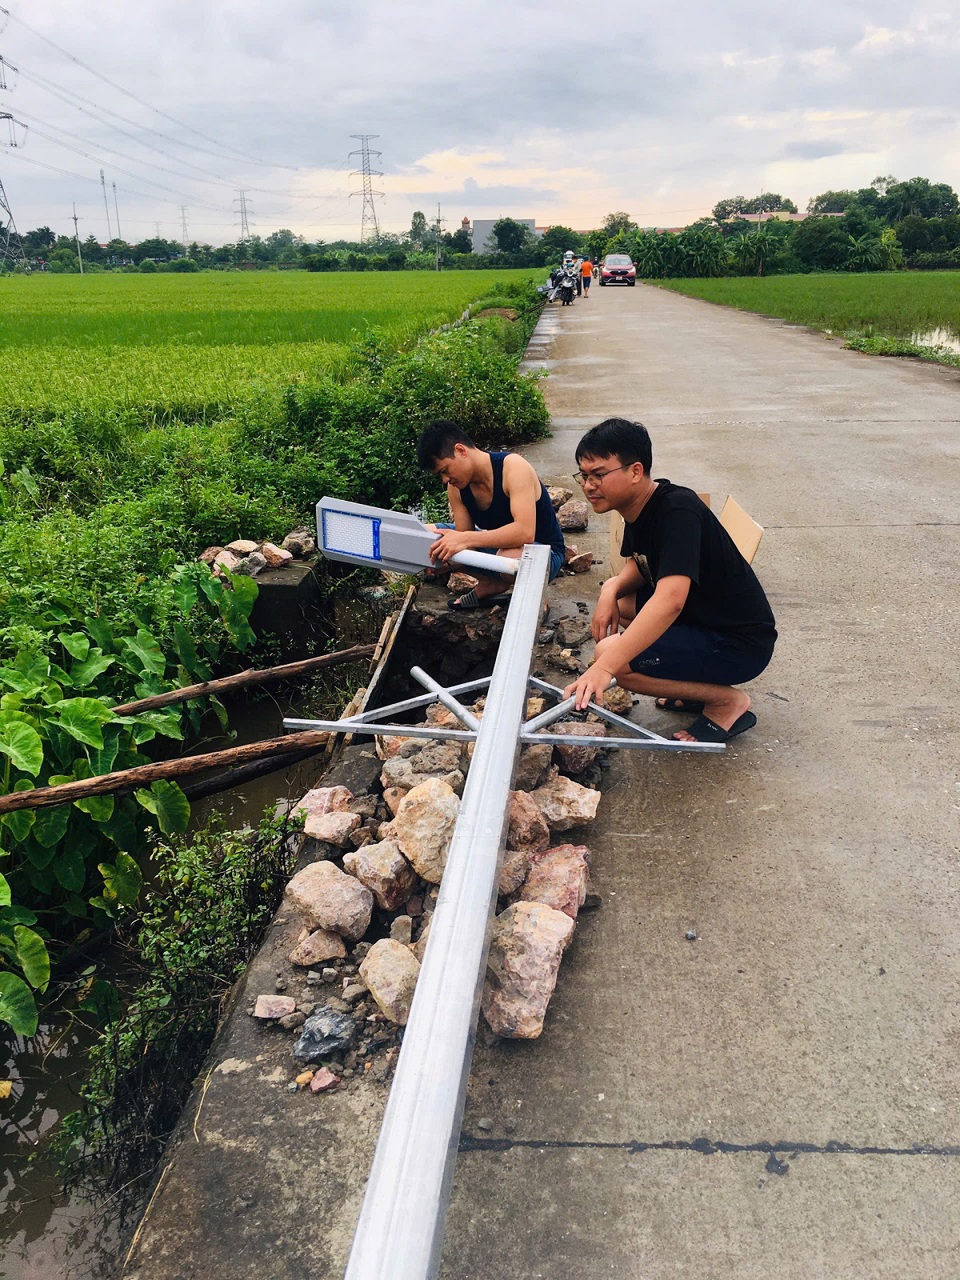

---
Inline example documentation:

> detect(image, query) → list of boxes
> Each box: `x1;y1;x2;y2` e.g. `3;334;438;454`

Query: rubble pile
198;525;317;578
249;683;627;1095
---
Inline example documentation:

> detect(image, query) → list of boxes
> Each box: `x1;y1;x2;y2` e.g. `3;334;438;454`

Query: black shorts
627;624;772;685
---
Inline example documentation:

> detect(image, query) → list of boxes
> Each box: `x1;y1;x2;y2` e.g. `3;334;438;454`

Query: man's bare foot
673;691;751;742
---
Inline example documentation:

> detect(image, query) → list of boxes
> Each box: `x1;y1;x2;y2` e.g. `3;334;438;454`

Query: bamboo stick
0;731;333;814
113;644;375;717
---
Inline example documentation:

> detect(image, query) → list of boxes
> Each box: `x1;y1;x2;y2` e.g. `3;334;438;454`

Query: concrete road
441;285;960;1277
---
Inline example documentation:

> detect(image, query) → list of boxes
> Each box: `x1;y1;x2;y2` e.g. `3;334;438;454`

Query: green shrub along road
654;272;960;365
0;270;548;1037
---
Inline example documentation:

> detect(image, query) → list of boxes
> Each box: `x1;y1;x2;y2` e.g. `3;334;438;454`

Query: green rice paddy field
655;272;960;357
0;269;540;420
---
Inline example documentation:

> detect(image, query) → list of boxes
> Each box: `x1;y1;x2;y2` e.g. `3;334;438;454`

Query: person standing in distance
417;420;566;610
564;418;777;743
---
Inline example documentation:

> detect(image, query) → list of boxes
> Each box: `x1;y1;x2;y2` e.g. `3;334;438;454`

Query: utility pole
112;182;122;241
100;168;112;241
348;134;383;243
72;203;84;274
180;205;189;257
435;203;443;272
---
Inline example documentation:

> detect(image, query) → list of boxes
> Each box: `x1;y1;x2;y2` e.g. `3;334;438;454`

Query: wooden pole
0;731;333;815
113;644;374;716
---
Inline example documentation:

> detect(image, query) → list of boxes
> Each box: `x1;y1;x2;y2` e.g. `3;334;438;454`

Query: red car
599;253;637;286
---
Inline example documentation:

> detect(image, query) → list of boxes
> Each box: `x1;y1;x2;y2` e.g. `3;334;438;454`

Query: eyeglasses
572;463;631;488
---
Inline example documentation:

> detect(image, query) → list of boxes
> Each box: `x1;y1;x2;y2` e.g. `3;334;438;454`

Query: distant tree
22;226;56;255
845;234;885;272
713;192;796;222
601;211;636;237
133;236;176;263
676;228;729;277
758;193;797;214
489;217;531;254
871;175;898;196
47;247;79;273
879;177;959;222
585;229;608;261
82;234;105;264
303;253;339;271
539;225;581;259
712;196;750;223
410;211;429;250
345;252;369;271
807;190;859;215
632;232;665;278
790;217;851;270
442;227;472;254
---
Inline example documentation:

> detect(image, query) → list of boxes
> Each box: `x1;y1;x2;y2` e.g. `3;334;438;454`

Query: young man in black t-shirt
563;418;777;743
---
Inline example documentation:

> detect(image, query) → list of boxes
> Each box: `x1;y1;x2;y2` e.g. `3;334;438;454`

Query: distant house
723;211;843;224
470;217;539;254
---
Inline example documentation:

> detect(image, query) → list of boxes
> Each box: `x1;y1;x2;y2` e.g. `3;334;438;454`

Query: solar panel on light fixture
316;496;438;573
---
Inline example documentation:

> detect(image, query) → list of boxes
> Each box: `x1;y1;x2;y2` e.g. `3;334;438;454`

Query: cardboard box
608;494;763;575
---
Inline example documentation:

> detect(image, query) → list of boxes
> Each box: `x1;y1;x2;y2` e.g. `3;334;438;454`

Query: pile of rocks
251;688;625;1094
198;525;317;578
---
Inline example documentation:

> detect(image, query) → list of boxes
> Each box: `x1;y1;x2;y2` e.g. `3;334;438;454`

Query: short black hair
416;420;476;469
575;418;652;476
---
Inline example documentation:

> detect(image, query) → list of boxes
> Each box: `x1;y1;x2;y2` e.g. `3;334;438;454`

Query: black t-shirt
620;479;777;656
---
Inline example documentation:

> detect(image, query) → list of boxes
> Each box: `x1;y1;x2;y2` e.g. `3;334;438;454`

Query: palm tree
846;234;884;272
632;233;664;279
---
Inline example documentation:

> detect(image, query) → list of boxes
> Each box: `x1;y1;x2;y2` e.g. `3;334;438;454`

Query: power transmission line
348;134;383;243
0;4;295;171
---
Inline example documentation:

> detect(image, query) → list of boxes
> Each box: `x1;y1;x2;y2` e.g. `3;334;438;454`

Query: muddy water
0;593;390;1279
910;326;960;354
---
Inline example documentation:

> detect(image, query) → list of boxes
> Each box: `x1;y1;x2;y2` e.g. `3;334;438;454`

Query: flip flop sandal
654;697;705;713
677;711;757;743
448;589;512;611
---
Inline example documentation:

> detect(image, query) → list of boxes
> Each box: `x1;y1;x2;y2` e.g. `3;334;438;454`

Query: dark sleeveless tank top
460;451;565;558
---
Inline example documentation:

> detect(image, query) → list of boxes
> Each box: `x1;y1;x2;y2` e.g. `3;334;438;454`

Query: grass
654;272;960;366
0;269;541;419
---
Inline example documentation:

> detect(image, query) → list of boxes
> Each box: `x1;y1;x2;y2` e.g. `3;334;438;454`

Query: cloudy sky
1;0;957;245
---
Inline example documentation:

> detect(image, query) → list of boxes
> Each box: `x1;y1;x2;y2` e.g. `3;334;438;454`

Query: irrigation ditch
0;567;405;1280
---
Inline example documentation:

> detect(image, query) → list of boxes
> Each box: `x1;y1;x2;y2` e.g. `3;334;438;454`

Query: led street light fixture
316;496;519;577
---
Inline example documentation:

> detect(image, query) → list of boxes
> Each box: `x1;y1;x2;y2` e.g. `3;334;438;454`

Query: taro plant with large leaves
0;563;259;1038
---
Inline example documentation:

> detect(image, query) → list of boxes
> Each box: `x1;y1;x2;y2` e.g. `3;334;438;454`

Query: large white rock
304;810;361;847
528;775;601;833
288;927;347;967
284;861;373;941
293;785;355;822
394;778;460;884
342;839;417;912
481;902;576;1039
359;939;421;1025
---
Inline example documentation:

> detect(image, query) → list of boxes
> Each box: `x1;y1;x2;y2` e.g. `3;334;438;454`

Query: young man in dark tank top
564;418;777;744
417;421;566;609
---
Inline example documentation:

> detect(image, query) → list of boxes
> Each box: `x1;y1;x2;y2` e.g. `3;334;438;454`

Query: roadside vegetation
652;273;960;366
0;269;547;1039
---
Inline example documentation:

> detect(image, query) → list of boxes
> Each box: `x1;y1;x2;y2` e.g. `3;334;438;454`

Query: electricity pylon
349;134;383;243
